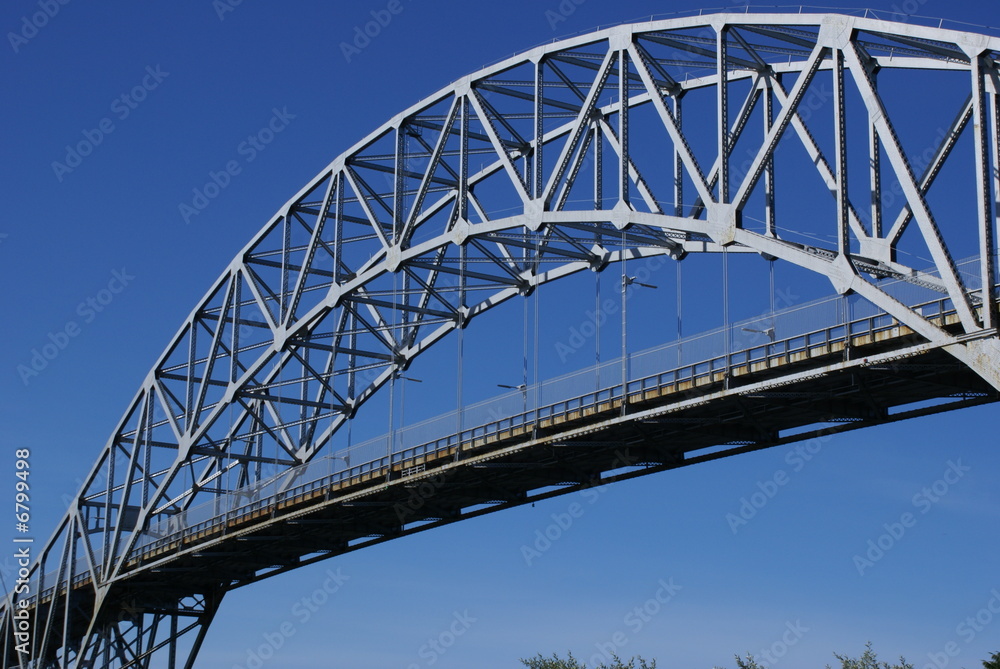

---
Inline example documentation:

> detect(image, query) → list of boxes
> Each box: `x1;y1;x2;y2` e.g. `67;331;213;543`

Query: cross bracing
5;12;1000;668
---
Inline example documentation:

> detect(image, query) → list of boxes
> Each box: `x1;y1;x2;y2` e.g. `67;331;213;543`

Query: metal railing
124;290;967;567
24;256;994;600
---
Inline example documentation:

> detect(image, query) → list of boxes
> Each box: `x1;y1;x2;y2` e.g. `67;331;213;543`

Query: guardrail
20;268;987;604
122;292;961;569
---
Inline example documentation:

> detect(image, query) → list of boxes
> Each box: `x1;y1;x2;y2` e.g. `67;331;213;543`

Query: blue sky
2;1;1000;668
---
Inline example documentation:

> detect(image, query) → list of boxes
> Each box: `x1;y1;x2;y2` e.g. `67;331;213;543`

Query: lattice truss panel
5;13;1000;668
37;596;218;669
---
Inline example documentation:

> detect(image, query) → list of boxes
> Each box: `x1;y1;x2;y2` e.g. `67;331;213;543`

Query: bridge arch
7;12;1000;668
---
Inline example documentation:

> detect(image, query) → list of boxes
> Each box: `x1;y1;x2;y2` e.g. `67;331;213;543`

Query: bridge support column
70;591;224;669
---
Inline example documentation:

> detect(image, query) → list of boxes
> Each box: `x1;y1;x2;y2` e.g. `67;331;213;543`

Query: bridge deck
23;297;998;657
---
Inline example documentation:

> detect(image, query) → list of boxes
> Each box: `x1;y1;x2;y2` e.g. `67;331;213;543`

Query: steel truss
5;12;1000;667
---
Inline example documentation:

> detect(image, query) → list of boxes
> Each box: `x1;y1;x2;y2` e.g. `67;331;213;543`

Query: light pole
497;383;528;417
332;454;350;473
741;326;776;342
395;373;422;452
621;275;657;411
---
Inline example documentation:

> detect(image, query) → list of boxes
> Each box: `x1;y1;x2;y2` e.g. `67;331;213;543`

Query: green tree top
521;644;1000;669
519;652;656;669
828;641;912;669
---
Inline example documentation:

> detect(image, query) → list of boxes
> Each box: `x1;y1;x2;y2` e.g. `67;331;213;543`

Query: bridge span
5;10;1000;668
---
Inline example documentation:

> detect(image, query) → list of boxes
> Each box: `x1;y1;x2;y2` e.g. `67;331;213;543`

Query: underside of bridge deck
23;331;995;668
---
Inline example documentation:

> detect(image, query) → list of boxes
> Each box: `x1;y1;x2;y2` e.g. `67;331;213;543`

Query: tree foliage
519;652;656;669
828;642;913;669
520;652;586;669
522;645;1000;669
731;654;766;669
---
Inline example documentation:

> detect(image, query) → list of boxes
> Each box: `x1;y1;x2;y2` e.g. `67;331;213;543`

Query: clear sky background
2;1;1000;668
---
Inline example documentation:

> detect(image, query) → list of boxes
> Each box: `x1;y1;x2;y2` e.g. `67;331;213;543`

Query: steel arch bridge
6;11;1000;667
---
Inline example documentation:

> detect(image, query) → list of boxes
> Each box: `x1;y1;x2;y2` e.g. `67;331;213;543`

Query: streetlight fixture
623;276;658;290
329;453;351;480
498;383;528;416
394;373;422;450
741;326;776;342
621;275;657;412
